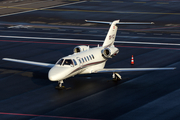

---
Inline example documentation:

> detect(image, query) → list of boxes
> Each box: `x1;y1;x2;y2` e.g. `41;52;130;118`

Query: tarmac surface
0;0;180;120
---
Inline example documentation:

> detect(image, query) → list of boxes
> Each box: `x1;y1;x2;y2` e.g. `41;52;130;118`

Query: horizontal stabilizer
85;20;111;24
85;20;154;25
2;58;54;68
117;22;154;25
95;67;175;73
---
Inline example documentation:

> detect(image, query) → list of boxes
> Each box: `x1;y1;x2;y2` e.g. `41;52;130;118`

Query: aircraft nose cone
48;66;69;81
48;70;58;81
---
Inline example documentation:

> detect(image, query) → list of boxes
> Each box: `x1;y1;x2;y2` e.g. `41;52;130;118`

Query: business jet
2;20;175;89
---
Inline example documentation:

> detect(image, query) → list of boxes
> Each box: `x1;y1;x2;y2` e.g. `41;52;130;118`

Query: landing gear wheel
55;80;66;90
112;73;122;81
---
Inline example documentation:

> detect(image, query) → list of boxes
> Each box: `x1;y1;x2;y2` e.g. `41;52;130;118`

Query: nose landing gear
55;80;65;89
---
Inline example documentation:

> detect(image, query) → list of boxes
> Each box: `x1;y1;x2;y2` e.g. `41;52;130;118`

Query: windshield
63;59;73;66
57;59;64;65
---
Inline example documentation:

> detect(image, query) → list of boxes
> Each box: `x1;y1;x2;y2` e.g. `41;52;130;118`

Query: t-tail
103;20;119;48
85;20;154;47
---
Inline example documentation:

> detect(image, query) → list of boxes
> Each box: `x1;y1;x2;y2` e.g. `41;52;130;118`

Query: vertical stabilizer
102;20;119;47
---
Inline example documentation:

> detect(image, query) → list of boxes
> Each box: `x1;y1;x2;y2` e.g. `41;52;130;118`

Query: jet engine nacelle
102;47;119;58
74;45;89;53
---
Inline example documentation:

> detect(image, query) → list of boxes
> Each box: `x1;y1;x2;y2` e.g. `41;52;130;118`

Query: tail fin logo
113;26;115;29
109;35;111;40
109;34;115;40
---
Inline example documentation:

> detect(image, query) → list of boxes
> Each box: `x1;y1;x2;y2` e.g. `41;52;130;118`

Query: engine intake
102;47;119;58
74;45;89;53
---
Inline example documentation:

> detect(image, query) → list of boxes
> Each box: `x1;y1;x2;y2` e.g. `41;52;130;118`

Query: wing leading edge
2;58;54;68
95;67;176;73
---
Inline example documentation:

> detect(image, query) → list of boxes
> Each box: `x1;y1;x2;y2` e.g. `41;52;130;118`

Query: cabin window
81;58;84;63
77;57;81;63
57;59;64;65
73;59;77;66
84;57;87;62
89;55;92;60
92;54;95;59
78;59;82;63
86;56;89;61
63;59;73;66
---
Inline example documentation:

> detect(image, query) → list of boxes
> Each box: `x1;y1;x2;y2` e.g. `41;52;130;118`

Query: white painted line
0;1;86;17
43;28;51;30
171;34;180;36
1;29;180;41
121;32;129;34
0;35;180;46
116;41;180;46
89;31;97;33
58;29;66;31
27;28;35;30
73;30;82;32
137;33;146;35
112;1;124;3
154;33;162;35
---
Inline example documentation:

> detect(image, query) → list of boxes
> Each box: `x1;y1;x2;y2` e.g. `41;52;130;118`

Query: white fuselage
48;46;107;81
2;20;175;89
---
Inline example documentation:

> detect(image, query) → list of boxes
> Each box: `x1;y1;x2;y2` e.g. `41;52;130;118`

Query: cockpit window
63;59;73;66
57;59;64;65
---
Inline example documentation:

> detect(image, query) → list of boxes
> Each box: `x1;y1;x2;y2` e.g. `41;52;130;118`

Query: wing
95;67;175;73
2;58;54;68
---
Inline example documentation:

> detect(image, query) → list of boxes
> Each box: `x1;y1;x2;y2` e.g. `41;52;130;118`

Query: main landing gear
112;72;122;81
55;80;65;89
